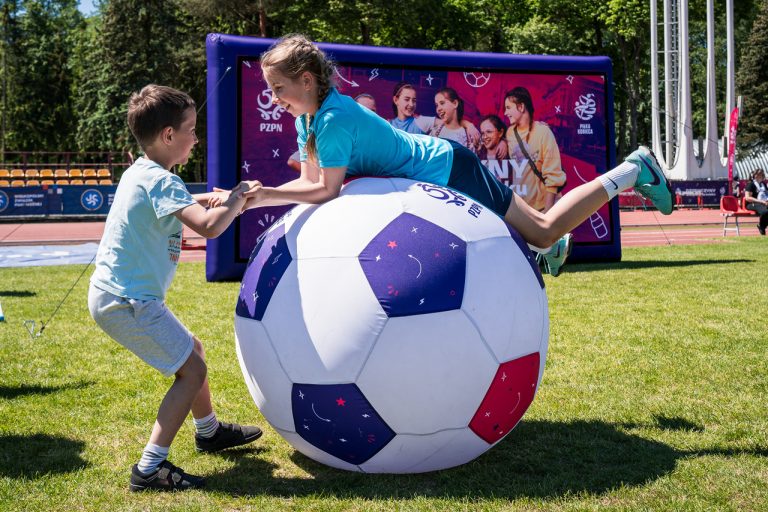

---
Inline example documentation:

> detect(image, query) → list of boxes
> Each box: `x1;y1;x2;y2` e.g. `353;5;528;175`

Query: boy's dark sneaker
129;461;205;492
195;422;263;453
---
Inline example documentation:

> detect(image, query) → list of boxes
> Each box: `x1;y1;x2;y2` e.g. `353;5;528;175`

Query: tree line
0;0;762;182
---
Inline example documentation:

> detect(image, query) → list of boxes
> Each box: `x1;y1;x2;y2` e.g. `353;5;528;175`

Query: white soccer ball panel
234;316;295;432
339;176;398;196
278;429;362;472
389;179;510;242
356;310;497;434
279;203;317;258
294;179;402;259
261;258;387;383
462;237;548;362
359;428;490;474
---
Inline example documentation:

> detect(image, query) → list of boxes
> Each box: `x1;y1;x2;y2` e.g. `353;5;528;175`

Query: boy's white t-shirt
90;157;196;301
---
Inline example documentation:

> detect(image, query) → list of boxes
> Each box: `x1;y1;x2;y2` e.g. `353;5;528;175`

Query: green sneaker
536;233;572;277
625;146;674;215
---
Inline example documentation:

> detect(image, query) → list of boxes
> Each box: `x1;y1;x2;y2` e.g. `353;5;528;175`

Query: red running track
0;221;206;262
0;207;762;258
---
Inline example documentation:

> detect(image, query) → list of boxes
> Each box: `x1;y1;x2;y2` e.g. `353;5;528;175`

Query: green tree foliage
2;0;82;152
0;0;762;179
736;0;768;151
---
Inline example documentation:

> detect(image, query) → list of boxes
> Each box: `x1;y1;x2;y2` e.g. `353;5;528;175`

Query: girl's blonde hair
261;34;336;164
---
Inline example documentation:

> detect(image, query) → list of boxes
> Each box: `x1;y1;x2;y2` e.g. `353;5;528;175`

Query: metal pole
725;0;735;159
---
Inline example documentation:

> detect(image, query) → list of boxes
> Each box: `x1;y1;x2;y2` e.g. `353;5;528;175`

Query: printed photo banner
206;34;619;281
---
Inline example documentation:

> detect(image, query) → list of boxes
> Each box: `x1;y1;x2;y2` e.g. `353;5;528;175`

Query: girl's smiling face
434;92;458;124
480;119;503;150
504;98;526;126
394;86;417;118
263;67;315;116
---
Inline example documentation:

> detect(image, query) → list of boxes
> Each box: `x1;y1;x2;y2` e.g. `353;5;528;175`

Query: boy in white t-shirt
88;85;261;492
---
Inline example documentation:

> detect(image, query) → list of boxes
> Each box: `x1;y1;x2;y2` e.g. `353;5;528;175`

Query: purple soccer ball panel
359;213;466;317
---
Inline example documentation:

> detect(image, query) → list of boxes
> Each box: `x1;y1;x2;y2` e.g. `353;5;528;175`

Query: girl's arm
243;160;347;209
175;183;249;238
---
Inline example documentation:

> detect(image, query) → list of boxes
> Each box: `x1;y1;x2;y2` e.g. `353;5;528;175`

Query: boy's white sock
598;161;639;200
136;443;169;474
193;411;219;439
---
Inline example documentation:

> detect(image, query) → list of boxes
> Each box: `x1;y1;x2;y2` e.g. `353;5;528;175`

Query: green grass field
1;240;766;511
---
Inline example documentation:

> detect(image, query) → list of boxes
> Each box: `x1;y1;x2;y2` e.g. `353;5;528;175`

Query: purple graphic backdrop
238;61;611;260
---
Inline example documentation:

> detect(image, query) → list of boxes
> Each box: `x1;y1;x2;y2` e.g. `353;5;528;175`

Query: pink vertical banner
727;107;739;194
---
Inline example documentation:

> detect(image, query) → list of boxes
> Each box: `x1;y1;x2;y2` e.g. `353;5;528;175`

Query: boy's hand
207;187;230;208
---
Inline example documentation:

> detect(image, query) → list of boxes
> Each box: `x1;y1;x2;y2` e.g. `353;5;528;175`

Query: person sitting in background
744;168;768;235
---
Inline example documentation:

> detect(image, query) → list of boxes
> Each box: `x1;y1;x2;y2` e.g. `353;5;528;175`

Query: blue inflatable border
205;33;619;281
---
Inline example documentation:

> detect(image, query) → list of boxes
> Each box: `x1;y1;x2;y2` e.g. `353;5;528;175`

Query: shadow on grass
205;419;767;500
0;290;36;297
0;381;94;399
0;434;88;478
568;258;754;273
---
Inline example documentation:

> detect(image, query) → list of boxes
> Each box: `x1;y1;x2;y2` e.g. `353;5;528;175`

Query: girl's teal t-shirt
295;88;453;185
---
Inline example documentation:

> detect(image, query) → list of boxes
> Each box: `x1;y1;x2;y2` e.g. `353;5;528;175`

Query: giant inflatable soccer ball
234;178;548;473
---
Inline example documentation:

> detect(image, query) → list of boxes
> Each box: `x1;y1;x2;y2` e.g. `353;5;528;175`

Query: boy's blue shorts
446;141;514;217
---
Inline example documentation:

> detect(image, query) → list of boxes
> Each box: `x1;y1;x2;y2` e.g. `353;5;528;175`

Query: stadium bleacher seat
25;169;40;178
69;179;84;185
68;168;83;178
84;179;98;185
83;169;97;178
0;169;9;178
40;169;54;178
55;179;69;185
0;179;9;187
26;179;40;186
10;169;24;178
98;179;113;185
10;179;25;187
97;169;112;178
40;179;55;186
54;169;69;178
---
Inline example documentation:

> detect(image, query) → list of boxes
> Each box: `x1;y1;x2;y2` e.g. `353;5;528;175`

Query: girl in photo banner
504;86;566;213
478;114;509;161
390;82;480;145
430;87;480;154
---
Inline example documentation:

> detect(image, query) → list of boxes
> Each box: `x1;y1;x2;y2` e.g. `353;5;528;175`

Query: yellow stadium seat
55;179;69;185
83;169;97;178
26;179;40;186
10;169;24;178
0;169;9;178
54;169;69;178
40;179;55;186
69;179;84;185
98;179;113;185
0;179;9;187
25;169;40;178
97;168;112;178
10;179;25;187
68;168;83;177
39;169;54;178
84;179;98;185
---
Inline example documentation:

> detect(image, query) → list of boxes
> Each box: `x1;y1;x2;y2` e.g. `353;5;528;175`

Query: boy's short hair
127;85;196;148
